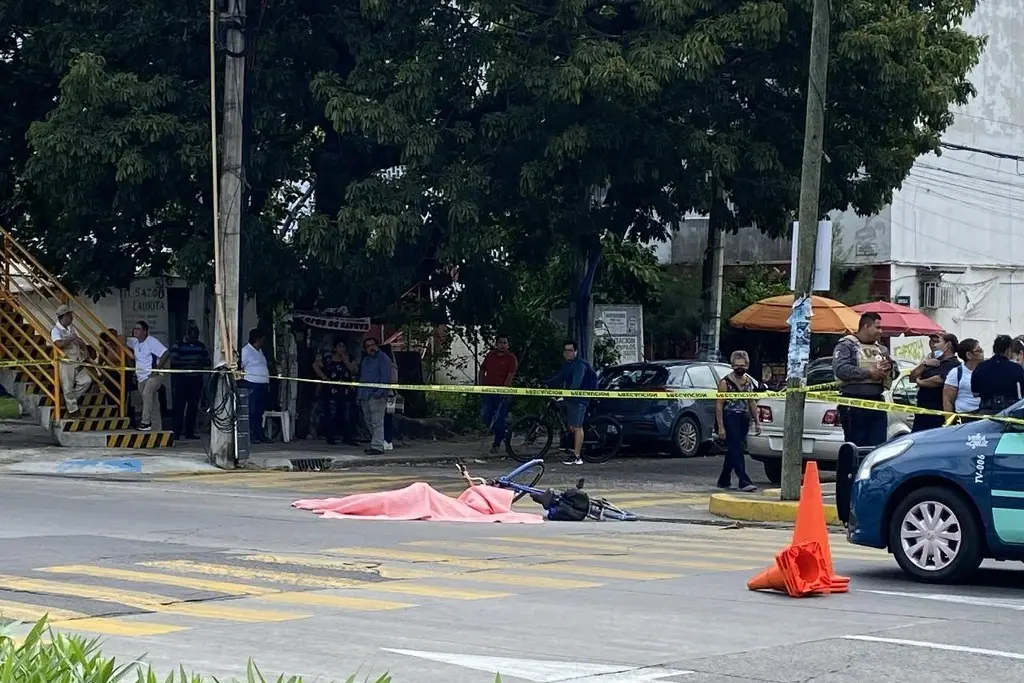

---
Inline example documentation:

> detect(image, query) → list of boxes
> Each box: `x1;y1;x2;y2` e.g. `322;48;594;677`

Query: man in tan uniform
50;304;92;415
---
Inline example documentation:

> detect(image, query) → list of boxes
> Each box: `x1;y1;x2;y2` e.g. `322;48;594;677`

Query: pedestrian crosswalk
0;529;891;643
157;470;713;511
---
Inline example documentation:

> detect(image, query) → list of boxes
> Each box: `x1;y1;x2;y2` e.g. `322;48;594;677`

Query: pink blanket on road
292;482;544;523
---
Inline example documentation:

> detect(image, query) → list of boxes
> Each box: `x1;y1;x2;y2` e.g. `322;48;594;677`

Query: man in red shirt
479;335;518;453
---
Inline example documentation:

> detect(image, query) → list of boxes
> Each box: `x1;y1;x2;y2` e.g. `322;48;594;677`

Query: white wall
889;264;1024;344
890;0;1024;267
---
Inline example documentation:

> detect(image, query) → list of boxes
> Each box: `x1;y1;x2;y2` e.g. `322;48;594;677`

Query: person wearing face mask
715;350;761;492
909;332;959;432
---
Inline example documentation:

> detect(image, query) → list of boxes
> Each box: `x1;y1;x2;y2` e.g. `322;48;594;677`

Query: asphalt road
1;473;1022;683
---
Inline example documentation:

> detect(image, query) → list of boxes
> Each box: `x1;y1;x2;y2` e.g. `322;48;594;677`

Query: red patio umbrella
851;301;944;336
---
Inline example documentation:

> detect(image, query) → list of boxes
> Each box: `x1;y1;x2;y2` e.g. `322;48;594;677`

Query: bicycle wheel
504;460;545;504
505;415;554;463
580;416;623;464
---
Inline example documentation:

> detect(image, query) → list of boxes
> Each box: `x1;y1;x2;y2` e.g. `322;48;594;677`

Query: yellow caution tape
0;358;838;401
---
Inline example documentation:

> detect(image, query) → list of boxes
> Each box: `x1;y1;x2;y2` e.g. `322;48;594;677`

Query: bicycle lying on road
457;458;639;521
505;398;624;464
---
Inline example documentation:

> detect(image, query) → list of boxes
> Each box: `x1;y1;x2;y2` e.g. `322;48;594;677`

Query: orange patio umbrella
729;294;860;334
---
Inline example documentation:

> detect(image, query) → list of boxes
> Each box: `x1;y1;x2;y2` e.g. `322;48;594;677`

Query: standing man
479;335;519;454
357;336;393;455
126;320;168;432
168;320;210;440
50;304;92;416
240;329;270;443
832;312;899;448
546;339;598;466
909;332;959;432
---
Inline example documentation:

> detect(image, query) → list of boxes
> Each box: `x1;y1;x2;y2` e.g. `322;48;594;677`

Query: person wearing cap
50;304;92;415
168;321;210;440
909;332;960;431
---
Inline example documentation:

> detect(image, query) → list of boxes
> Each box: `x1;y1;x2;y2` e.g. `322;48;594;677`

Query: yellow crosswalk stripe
236;554;435;580
0;599;86;623
48;618;186;637
404;541;756;572
258;592;415;611
599;533;889;560
39;565;278;596
533;563;679;580
325;547;516;571
239;554;599;588
137;560;371;589
0;574;307;623
487;534;879;561
141;559;509;600
0;598;186;637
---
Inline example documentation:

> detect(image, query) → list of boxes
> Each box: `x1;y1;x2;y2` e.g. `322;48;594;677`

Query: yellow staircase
0;227;175;448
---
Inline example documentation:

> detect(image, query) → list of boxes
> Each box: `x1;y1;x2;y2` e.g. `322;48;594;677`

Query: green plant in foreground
0;618;398;683
1;618;502;683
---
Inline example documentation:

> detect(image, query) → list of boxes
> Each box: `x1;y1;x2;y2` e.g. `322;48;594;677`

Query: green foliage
0;0;985;330
0;618;393;683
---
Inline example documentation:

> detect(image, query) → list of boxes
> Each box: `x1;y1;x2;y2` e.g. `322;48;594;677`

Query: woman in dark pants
715;350;761;492
312;339;358;445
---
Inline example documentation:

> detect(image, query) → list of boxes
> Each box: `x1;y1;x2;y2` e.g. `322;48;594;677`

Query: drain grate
289;458;332;472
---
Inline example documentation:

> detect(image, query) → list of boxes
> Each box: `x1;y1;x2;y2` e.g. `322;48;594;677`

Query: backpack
529;487;591;521
581;362;598;391
548;489;591;521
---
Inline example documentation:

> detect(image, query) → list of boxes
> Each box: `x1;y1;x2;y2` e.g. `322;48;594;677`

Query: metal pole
780;0;831;501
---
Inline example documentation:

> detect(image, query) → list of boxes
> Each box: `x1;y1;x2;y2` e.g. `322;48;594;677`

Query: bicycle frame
457;459;638;521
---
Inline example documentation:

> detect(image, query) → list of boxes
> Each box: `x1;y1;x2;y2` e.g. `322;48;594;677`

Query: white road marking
381;648;692;682
862;589;1024;610
844;635;1024;661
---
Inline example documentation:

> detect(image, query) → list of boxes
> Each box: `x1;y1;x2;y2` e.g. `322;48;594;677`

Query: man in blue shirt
547;339;598;465
358;336;395;454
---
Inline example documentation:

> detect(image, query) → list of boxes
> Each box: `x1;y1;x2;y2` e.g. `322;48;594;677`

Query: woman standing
943;338;982;420
313;339;358;445
715;350;761;492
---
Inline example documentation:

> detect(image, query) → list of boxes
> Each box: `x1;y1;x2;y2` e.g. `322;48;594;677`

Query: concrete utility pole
210;0;246;469
780;0;831;501
698;185;725;362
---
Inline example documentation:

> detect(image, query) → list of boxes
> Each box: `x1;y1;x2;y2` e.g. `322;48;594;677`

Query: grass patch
0;397;19;419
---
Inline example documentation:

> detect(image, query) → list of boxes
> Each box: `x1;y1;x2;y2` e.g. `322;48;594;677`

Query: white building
657;0;1023;345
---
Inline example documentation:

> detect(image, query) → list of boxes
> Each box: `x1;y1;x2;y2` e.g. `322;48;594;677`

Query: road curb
708;492;840;525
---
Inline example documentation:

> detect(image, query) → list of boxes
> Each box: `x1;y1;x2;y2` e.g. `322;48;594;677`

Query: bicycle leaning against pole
504;394;624;464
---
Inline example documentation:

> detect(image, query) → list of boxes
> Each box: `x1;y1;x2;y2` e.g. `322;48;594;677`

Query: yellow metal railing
0;228;128;419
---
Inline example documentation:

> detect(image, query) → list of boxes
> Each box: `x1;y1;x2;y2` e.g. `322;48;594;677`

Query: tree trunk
570;246;602;363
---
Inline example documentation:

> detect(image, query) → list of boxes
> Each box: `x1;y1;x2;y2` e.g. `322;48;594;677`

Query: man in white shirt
240;328;270;443
126;320;168;431
50;304;92;415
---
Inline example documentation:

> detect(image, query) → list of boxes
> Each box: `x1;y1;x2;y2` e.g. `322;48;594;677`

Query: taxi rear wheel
888;486;983;583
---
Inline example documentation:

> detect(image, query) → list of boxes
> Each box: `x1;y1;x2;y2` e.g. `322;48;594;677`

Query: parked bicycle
504;397;623;464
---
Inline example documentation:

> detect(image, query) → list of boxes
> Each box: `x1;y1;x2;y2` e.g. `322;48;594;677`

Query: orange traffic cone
791;461;849;592
747;541;830;597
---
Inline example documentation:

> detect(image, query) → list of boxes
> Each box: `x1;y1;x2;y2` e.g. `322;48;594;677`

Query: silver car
746;358;916;484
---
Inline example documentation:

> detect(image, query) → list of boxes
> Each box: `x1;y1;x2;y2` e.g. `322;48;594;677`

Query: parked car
848;409;1024;582
592;360;746;457
747;357;917;484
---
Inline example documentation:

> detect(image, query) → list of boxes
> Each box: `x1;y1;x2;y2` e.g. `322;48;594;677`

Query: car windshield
598;366;668;390
998;398;1024;417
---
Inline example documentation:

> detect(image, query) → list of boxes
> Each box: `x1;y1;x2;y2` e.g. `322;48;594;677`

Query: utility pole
780;0;831;501
210;0;246;469
698;185;725;362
